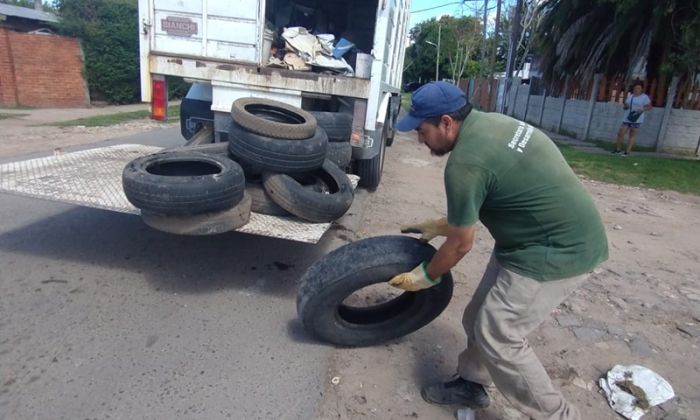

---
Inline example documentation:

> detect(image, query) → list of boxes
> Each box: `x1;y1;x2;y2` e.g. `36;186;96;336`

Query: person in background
389;81;609;419
613;82;653;156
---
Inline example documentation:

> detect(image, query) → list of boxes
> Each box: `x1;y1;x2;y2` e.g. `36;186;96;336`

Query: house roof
0;4;58;24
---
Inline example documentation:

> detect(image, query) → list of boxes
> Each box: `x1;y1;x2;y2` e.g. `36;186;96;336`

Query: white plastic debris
331;376;340;385
456;408;476;420
598;365;674;420
281;27;354;74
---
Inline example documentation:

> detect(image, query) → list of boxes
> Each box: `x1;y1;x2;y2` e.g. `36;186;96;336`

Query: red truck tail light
151;76;167;121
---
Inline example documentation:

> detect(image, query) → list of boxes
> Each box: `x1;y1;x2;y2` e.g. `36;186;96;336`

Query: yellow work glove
400;217;449;242
388;262;442;292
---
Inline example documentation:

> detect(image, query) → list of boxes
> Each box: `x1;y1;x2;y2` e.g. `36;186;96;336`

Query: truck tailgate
0;144;357;244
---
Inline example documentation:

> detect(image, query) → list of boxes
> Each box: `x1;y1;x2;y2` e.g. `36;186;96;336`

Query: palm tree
534;0;699;98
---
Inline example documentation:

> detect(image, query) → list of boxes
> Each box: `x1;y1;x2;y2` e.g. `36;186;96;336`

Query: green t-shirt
445;110;609;280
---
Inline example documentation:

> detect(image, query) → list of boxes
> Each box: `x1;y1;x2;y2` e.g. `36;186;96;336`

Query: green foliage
535;0;700;83
52;0;140;104
404;15;483;83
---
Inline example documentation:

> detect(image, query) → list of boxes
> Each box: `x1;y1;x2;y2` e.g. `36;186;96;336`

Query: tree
534;0;700;89
52;0;141;103
404;15;482;84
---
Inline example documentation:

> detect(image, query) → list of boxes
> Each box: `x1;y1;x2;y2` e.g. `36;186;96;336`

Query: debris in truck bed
273;27;353;75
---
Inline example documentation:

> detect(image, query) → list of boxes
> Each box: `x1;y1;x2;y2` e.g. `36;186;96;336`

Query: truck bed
0;144;357;244
149;54;372;104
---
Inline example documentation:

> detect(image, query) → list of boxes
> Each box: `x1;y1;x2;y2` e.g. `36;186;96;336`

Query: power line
412;2;463;14
411;1;487;14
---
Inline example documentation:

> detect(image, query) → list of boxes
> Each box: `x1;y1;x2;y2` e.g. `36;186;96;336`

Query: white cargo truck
0;0;412;244
138;0;411;189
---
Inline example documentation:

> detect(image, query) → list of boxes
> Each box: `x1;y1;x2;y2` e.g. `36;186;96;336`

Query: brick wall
0;28;18;106
0;28;88;108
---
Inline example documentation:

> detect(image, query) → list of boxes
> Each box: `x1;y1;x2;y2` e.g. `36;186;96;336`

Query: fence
462;75;700;155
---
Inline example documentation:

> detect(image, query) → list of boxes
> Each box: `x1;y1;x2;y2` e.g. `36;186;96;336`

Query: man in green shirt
389;82;608;420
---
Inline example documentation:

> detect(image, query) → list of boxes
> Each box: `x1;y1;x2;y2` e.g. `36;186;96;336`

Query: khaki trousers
457;254;589;420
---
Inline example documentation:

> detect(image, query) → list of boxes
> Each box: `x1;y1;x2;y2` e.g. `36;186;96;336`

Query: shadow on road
0;204;338;298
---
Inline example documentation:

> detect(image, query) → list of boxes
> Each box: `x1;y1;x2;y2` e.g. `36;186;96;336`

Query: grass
589;138;657;153
52;104;181;127
400;92;411;111
0;113;29;120
558;144;700;195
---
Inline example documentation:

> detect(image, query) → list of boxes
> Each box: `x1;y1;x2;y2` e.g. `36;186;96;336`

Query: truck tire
262;160;353;223
123;151;245;216
310;111;352;142
231;97;317;140
326;142;352;170
246;181;290;216
228;121;328;174
355;124;387;190
297;236;454;346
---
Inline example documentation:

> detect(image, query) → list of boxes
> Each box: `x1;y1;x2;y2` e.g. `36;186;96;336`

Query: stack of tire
229;98;354;222
122;97;354;229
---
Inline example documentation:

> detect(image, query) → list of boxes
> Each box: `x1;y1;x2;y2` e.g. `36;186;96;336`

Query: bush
53;0;140;104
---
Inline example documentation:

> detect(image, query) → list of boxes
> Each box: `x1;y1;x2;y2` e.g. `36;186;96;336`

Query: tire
231;97;317;140
141;192;252;235
164;141;228;156
262;160;354;223
355;124;387;190
297;236;454;346
228;121;328;174
310;111;352;142
326;141;352;170
246;181;290;216
122;151;245;216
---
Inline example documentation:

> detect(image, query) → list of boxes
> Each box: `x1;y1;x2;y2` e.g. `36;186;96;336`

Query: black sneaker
420;377;490;408
622;152;629;157
611;150;622;155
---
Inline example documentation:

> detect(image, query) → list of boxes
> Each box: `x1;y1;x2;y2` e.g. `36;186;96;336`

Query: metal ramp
0;144;356;243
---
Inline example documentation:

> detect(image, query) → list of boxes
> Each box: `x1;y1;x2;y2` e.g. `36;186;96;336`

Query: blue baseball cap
396;81;468;131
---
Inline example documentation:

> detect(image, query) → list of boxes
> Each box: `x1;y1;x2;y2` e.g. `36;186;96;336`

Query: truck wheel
355;125;386;190
326;142;352;170
123;151;245;216
297;236;454;347
310;111;352;142
262;160;354;223
246;181;290;216
231;97;317;140
228;121;327;174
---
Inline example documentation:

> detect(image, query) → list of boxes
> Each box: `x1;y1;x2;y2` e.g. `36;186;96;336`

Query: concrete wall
541;96;565;132
559;99;588;139
524;95;543;125
505;82;700;152
662;109;700;153
0;28;88;107
512;87;528;120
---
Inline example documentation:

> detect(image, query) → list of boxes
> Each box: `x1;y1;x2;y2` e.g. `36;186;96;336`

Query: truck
138;0;411;190
0;0;413;245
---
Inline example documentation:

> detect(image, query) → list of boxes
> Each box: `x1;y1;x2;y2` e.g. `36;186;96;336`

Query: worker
388;81;609;420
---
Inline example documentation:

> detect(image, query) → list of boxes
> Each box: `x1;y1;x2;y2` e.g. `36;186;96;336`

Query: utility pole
480;0;489;76
436;23;442;82
501;0;523;113
488;0;502;79
505;0;523;79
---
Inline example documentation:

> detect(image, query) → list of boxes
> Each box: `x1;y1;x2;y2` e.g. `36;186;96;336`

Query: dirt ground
319;134;700;420
0;105;174;159
1;109;698;419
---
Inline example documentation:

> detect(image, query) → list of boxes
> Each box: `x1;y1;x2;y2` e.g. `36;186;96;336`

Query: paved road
0;128;339;419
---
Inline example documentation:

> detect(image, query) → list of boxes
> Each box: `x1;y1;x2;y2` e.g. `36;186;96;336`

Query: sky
409;0;515;30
